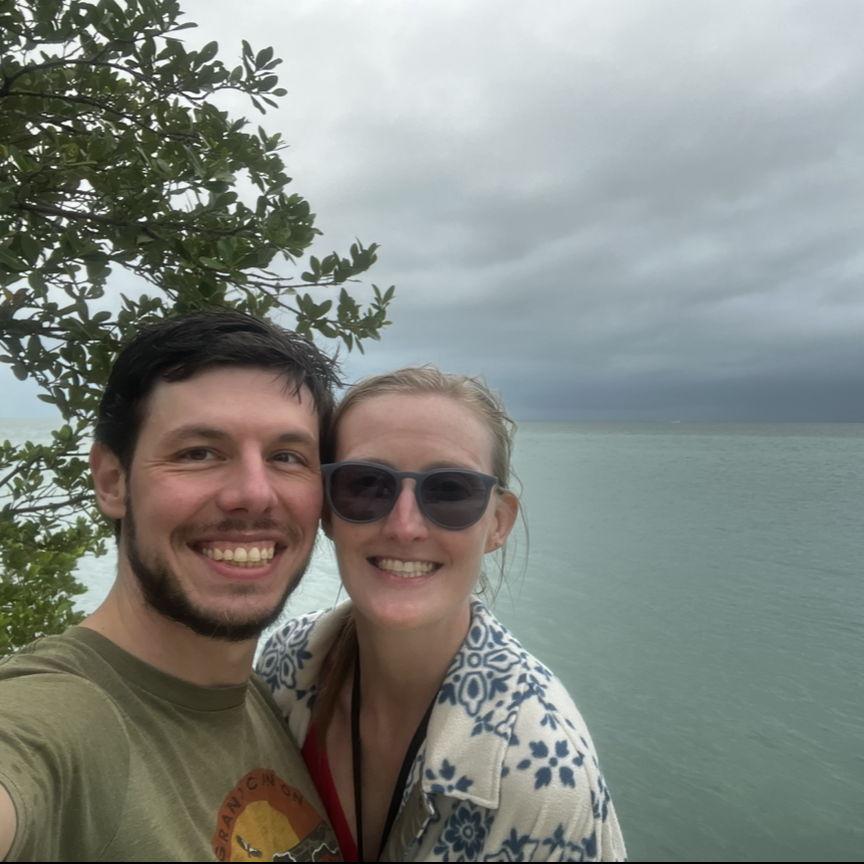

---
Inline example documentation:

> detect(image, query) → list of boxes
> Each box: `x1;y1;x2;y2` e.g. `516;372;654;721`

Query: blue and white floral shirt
256;600;627;862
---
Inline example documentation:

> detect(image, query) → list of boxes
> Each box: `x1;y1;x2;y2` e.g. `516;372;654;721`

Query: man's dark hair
95;310;341;470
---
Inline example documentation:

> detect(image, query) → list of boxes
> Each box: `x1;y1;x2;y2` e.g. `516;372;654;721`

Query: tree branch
5;492;91;517
15;202;255;238
4;89;199;140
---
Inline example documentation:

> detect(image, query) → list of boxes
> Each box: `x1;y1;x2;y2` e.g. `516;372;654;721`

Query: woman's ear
89;442;127;520
485;490;519;553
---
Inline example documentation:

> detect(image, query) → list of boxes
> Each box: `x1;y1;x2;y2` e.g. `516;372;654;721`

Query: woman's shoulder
417;601;627;861
255;604;348;696
444;600;587;731
467;604;608;779
427;601;600;790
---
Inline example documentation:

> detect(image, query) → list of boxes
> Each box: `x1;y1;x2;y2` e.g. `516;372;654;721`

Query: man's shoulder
1;627;110;697
0;635;131;861
0;632;126;740
0;628;130;750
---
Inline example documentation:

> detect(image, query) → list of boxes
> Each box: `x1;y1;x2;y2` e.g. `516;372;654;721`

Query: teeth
376;558;436;577
201;544;275;567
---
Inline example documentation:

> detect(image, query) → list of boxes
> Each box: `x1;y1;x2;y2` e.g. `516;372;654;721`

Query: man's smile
197;541;278;566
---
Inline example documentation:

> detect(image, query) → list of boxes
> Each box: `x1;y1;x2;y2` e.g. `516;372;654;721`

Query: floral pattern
256;612;319;707
256;601;627;861
515;739;586;790
433;800;494;861
425;758;475;796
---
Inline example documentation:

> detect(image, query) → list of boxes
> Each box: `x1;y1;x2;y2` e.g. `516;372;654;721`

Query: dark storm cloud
5;1;863;420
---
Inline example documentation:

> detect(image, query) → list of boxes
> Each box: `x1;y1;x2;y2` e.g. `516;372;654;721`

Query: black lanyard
351;659;435;861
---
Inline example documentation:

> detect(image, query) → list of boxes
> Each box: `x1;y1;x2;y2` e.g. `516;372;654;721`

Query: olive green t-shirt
0;627;339;862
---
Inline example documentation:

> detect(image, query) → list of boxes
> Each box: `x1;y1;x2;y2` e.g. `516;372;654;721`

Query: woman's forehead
337;392;495;461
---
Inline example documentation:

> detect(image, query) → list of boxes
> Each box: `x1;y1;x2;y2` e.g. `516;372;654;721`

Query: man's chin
127;543;309;643
144;575;305;643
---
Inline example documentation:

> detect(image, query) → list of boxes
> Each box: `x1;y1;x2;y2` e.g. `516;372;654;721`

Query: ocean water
4;420;863;861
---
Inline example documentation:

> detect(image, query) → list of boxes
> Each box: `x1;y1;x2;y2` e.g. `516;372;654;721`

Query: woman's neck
354;603;471;720
320;604;473;862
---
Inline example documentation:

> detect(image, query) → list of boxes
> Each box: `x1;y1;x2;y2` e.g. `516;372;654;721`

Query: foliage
0;0;395;654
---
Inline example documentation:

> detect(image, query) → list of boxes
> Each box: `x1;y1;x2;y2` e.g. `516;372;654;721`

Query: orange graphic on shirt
211;769;340;861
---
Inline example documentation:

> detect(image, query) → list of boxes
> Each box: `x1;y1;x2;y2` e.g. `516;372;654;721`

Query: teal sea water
4;420;863;861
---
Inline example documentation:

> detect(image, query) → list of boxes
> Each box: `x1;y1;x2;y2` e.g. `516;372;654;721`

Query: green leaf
198;257;226;270
18;234;41;266
255;46;274;67
198;40;218;64
0;249;26;271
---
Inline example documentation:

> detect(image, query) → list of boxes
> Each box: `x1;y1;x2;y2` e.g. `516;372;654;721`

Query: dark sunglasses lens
421;471;490;528
330;465;397;522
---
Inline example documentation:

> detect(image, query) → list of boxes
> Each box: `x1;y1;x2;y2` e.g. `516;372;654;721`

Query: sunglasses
321;461;500;530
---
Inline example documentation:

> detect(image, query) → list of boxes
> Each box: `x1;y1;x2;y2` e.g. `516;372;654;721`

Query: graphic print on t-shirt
211;768;339;861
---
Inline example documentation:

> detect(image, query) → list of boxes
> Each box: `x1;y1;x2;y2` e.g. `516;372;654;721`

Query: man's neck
82;582;257;687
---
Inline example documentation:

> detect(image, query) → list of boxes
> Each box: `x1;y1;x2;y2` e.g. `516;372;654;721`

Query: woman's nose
382;481;429;541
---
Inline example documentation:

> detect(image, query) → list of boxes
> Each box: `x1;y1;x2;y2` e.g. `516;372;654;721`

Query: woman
257;368;626;861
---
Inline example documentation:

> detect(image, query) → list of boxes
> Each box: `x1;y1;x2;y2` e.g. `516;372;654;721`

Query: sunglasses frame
321;461;500;530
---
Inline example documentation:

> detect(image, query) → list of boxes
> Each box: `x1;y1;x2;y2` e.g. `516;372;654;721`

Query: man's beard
123;503;310;642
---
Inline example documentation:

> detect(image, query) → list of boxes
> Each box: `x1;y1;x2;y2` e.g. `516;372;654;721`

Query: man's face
112;367;323;641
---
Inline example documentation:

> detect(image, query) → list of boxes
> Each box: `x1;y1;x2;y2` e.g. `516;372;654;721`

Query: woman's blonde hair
324;365;516;488
314;366;521;732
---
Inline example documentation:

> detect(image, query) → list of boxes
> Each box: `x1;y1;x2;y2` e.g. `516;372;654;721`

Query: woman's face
327;392;517;633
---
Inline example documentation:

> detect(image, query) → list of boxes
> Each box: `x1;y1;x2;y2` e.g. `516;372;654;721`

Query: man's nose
382;481;429;542
215;454;278;515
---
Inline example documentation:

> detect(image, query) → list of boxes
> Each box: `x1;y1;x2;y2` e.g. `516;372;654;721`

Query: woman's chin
347;587;472;639
352;595;434;631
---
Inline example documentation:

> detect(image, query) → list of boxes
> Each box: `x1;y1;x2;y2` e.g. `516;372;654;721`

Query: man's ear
485;490;519;553
89;442;127;520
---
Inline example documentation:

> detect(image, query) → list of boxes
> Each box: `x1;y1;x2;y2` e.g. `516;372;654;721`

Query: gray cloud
6;0;864;420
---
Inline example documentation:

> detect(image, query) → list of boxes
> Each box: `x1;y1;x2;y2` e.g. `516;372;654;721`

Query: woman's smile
368;556;442;578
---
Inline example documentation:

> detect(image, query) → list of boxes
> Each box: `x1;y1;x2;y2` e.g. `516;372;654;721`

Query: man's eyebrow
273;431;318;447
161;425;226;445
160;426;317;447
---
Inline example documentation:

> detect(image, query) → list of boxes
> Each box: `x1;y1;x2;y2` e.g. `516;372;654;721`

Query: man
0;312;342;861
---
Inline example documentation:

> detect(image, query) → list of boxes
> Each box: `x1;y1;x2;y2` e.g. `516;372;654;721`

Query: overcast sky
5;0;864;420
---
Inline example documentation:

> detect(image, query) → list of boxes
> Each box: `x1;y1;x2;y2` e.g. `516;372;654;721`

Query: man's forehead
142;366;320;429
